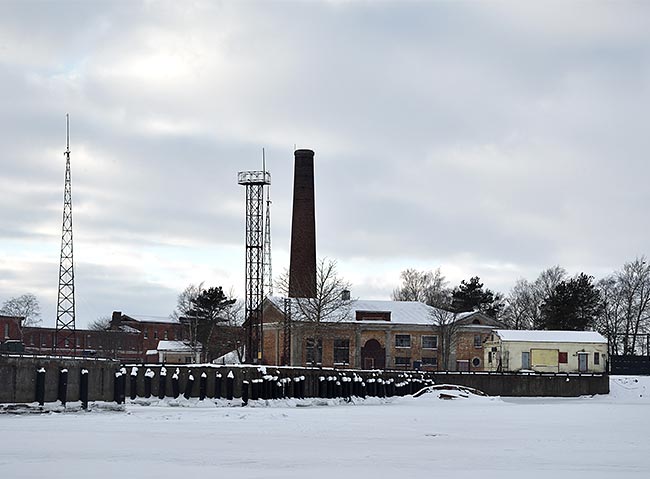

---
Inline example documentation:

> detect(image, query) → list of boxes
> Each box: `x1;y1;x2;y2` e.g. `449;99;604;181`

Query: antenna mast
55;114;77;354
263;174;273;296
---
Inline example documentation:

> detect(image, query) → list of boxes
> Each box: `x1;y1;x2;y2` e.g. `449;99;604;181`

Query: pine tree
540;273;602;330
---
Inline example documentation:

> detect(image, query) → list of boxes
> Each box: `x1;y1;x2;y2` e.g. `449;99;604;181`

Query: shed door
578;353;588;373
521;351;530;369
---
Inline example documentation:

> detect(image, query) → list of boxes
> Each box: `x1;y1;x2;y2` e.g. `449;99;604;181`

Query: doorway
361;339;385;370
578;353;589;372
522;351;530;369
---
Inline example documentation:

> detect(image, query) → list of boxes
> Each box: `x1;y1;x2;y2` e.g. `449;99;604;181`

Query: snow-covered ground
1;376;649;478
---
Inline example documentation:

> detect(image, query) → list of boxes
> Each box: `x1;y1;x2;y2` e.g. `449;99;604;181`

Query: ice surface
0;377;649;478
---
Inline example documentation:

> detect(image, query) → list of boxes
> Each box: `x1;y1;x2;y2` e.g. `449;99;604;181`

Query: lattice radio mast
238;152;270;363
263;182;273;296
55;114;76;353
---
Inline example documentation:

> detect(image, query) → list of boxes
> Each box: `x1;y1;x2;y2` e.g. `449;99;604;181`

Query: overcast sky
1;0;649;327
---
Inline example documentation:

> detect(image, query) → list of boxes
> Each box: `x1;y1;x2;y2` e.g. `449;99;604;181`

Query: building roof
156;340;196;352
493;329;607;344
123;314;179;325
267;296;461;326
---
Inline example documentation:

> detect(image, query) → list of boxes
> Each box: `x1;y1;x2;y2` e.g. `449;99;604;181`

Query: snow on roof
156;340;196;352
124;314;179;324
493;330;607;344
119;325;141;334
267;296;439;326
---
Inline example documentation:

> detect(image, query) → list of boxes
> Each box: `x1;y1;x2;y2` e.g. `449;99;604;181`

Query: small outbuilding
146;340;201;364
483;330;608;374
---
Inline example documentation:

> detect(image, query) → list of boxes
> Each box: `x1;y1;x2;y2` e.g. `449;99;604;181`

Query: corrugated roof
493;330;607;344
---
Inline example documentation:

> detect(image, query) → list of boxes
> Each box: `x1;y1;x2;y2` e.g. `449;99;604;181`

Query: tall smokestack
289;149;316;298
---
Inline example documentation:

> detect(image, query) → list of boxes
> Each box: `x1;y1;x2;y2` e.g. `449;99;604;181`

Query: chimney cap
294;149;314;157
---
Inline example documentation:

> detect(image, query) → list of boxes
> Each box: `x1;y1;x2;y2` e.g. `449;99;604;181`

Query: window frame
421;335;438;350
395;334;411;348
333;338;350;365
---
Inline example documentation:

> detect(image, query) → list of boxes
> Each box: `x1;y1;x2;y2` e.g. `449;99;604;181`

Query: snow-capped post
199;372;207;400
271;376;279;400
251;379;260;401
215;373;223;399
130;367;138;400
35;367;46;406
80;369;89;409
158;367;167;399
335;379;342;399
144;369;155;398
242;380;249;406
299;376;306;399
318;376;326;398
58;368;68;406
360;380;367;398
184;371;195;400
114;370;124;404
172;369;180;399
378;378;385;398
226;370;234;400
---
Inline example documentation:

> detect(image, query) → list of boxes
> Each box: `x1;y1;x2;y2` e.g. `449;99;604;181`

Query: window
474;334;482;348
164;330;169;340
395;334;411;348
64;339;69;348
86;335;91;348
559;352;568;363
76;337;81;348
395;357;411;368
154;330;159;340
30;334;35;346
305;338;323;365
333;339;350;365
488;351;493;364
472;357;481;368
421;356;437;367
422;335;438;349
594;352;600;365
3;323;8;338
472;319;481;325
41;334;46;347
143;329;148;339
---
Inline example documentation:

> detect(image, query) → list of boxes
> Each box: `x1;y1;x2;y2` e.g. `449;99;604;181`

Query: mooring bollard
144;369;154;398
35;367;46;406
80;369;89;409
250;378;259;400
215;373;223;399
58;368;68;406
242;380;249;406
318;376;326;398
159;367;167;399
199;372;207;400
184;371;195;400
226;371;234;400
172;369;180;399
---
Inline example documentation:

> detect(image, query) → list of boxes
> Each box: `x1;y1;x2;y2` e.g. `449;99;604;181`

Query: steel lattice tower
263;187;273;296
55;114;76;354
238;168;270;363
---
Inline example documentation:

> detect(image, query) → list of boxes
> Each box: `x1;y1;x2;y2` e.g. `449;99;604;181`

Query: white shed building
484;330;608;374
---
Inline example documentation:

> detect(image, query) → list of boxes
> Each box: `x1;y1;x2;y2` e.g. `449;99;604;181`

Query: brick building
261;297;502;371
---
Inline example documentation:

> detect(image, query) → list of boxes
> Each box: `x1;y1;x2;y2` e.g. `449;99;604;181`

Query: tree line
392;257;650;356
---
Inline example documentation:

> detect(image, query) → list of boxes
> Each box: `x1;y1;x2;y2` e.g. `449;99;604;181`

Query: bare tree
392;268;450;308
596;257;650;355
170;282;204;321
428;295;460;370
88;316;111;331
1;293;41;327
276;258;352;364
502;266;568;330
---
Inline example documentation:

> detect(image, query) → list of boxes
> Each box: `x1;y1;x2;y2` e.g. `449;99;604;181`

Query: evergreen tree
451;276;503;318
540;273;602;330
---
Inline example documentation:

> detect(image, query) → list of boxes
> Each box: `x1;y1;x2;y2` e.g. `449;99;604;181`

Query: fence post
184;371;195;400
172;369;180;399
80;369;89;409
35;367;46;406
199;372;207;400
144;369;154;398
130;367;138;400
242;380;249;406
226;371;234;400
158;367;167;399
215;373;223;399
58;368;68;406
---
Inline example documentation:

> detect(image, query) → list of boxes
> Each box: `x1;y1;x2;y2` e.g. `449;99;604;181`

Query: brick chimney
289;149;317;298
